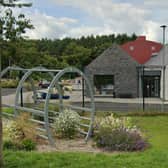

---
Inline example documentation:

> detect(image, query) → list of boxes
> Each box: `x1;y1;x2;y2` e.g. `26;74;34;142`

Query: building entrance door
143;76;160;97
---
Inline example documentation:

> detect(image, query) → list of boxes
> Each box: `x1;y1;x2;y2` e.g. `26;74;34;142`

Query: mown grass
4;115;168;168
132;116;168;149
2;107;14;115
4;149;168;168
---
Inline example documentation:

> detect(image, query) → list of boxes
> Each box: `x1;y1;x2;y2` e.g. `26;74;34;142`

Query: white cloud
24;10;78;39
142;21;161;41
26;12;113;39
9;0;166;42
67;25;112;38
144;0;168;8
49;0;158;39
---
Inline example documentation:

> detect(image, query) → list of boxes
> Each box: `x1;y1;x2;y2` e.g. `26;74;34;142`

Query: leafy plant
3;113;37;151
1;79;18;88
3;139;36;151
4;113;37;143
2;107;14;115
21;139;36;151
53;109;80;138
95;114;148;151
3;140;17;150
23;82;32;91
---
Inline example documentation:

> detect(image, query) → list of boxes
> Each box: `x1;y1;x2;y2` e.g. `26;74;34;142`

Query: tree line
0;1;137;70
2;33;137;70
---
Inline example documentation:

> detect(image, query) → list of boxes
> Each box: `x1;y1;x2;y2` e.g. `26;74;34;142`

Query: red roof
121;36;163;64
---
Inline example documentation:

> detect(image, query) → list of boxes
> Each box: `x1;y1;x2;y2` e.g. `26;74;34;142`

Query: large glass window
94;75;114;95
143;76;160;97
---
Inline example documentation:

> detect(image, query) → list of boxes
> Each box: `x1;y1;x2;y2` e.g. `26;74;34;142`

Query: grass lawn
4;115;168;168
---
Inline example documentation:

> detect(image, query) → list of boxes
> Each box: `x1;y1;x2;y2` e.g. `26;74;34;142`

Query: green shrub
23;82;32;91
3;140;17;150
4;120;24;142
3;139;36;151
1;79;18;88
4;113;37;143
21;139;36;151
54;109;80;138
2;107;14;115
3;113;37;151
95;114;148;151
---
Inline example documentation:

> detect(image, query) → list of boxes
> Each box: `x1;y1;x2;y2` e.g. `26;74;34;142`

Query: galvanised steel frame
1;66;95;146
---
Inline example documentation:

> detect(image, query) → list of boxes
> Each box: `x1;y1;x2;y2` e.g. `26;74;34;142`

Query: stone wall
85;44;139;98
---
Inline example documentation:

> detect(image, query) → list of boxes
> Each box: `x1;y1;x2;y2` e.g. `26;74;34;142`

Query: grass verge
3;115;168;168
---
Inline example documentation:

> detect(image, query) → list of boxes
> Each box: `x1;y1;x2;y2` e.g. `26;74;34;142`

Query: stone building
85;44;139;98
85;36;163;98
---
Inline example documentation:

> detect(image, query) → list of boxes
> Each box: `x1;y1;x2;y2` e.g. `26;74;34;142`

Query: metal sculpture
1;66;95;146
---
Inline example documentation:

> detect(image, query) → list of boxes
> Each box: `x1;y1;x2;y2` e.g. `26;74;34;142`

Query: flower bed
94;114;148;151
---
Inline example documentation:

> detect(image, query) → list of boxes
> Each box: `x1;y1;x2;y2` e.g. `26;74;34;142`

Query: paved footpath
2;88;34;106
2;88;16;96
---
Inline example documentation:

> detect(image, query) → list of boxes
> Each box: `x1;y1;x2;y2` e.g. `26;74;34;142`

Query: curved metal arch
14;66;54;116
0;66;27;78
0;66;10;78
0;66;37;107
44;67;95;145
0;66;36;115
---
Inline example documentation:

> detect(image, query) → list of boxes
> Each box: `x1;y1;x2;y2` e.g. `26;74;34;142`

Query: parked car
38;80;50;88
36;91;70;99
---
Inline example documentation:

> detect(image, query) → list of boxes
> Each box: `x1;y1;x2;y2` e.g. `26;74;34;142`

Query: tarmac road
2;88;16;96
2;88;34;106
2;88;168;112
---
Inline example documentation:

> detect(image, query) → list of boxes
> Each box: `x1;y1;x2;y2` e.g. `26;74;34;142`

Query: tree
3;9;33;40
62;42;92;69
0;1;33;166
0;0;32;7
1;7;34;68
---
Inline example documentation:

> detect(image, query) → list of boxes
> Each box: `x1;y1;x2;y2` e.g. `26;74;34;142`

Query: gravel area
37;138;102;153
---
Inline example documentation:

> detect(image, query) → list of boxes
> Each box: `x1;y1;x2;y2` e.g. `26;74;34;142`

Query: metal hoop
44;67;95;145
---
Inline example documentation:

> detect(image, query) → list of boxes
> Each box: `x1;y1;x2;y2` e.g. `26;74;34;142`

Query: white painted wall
165;67;168;100
160;68;163;99
160;67;168;100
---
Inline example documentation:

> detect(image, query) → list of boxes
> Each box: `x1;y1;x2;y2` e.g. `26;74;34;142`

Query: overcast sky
17;0;168;42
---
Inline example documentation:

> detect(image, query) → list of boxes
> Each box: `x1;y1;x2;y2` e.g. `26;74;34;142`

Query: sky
14;0;168;42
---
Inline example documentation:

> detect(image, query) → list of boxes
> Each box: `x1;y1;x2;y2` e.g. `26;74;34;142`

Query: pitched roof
86;43;139;69
121;36;163;64
145;44;168;66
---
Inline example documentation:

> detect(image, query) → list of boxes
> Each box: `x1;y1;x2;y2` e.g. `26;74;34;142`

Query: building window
151;46;155;51
94;75;114;95
129;46;134;51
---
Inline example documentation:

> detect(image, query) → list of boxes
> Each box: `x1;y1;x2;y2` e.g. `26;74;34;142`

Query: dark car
38;80;50;88
37;91;70;99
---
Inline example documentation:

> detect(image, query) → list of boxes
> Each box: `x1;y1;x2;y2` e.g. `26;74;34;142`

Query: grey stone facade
85;44;139;98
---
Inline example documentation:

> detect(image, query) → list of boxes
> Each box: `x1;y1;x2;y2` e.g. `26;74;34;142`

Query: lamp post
160;25;167;112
